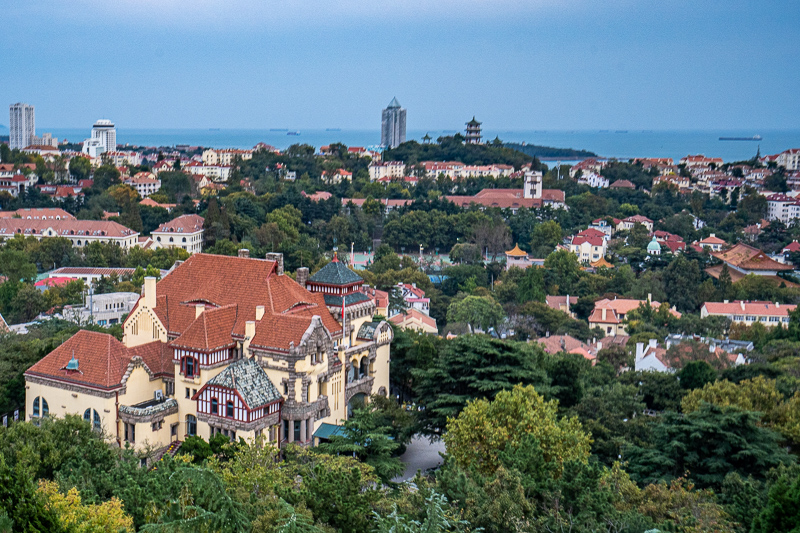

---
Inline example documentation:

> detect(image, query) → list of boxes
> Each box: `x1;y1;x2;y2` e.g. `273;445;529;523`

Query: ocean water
40;127;800;164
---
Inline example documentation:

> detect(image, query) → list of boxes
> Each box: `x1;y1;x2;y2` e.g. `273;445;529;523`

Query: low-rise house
545;295;577;318
369;161;406;181
537;334;597;363
782;241;800;263
49;266;139;286
609;179;636;190
139;198;176;211
396;283;430;315
617;215;654;233
700;300;796;327
388;308;438;334
680;154;724;168
697;233;727;252
654;231;686;253
151;214;205;254
706;243;795;285
59;292;140;326
589;297;680;336
321;169;352;184
569;228;607;263
124;172;161;198
589;218;620;237
0;208;74;220
577;171;609;188
634;339;671;372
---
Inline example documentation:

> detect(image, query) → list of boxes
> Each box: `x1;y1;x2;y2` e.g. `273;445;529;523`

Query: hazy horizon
2;1;798;131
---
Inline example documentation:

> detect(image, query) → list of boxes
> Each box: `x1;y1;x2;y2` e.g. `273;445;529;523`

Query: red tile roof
153;214;204;234
712;243;793;272
169;304;239;352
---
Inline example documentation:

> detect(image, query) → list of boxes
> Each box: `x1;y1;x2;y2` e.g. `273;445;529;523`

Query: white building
776;149;800;171
569;228;607;262
700;300;795;327
368;161;405;181
9;103;35;150
59;292;140;327
151;214;205;254
201;149;253;166
766;193;800;224
124;172;161;198
577;171;609;188
91;120;116;153
31;132;58;147
82;138;106;159
105;151;143;167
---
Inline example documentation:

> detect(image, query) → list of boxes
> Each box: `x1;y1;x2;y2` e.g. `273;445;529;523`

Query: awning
312;423;345;440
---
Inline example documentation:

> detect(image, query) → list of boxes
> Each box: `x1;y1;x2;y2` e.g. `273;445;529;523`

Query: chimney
143;277;157;308
710;233;715;238
265;252;284;275
256;305;265;320
740;301;746;311
238;248;250;258
724;299;729;304
635;342;645;362
597;341;603;351
566;294;571;314
775;302;780;308
243;320;256;355
602;308;607;321
195;303;204;318
647;293;652;304
296;267;309;289
648;338;657;350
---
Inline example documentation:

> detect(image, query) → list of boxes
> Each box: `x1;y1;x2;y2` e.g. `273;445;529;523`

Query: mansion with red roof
25;252;392;454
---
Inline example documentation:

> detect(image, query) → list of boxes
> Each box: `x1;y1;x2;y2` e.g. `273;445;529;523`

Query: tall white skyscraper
9;103;35;150
91;119;116;152
381;97;406;149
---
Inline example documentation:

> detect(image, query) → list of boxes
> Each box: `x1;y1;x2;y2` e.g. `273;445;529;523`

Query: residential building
0;219;139;248
654;231;686;253
0;172;38;197
341;198;414;213
766;193;800;224
680;154;723;168
139;198;176;211
700;300;796;327
545;295;577;319
577;171;609;188
381;98;406;149
697;233;727;252
124;172;161;198
321;169;352;184
537;334;596;363
589;297;681;336
48;266;145;287
389;308;438;334
589;218;620;237
151;214;205;254
617;215;654;233
83;120;116;156
396;283;430;315
775;148;800;171
26;252;392;453
201;149;253;166
465;117;481;144
104;151;143;167
9;103;35;150
569;158;606;178
569;228;607;263
31;132;58;147
609;179;636;190
634;339;671;372
705;243;794;285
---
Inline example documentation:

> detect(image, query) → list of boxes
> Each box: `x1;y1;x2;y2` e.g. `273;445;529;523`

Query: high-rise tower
9;103;35;150
381;98;406;149
91;119;116;152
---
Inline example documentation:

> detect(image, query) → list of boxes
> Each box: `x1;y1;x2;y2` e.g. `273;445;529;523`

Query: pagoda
465;117;482;144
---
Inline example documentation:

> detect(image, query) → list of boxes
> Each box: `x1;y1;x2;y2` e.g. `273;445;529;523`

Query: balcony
119;397;178;424
345;375;374;404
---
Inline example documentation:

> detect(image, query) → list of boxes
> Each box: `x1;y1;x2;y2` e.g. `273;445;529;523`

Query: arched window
359;357;369;379
186;415;197;436
182;237;186;243
42;398;48;416
347;361;357;383
211;398;218;415
33;397;40;417
83;408;101;431
169;237;174;243
226;401;234;418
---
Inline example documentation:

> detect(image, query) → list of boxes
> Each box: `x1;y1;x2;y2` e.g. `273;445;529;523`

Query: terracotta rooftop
0;208;74;220
703;301;796;317
153;214;204;234
712;243;793;272
0;218;137;238
169;304;239;352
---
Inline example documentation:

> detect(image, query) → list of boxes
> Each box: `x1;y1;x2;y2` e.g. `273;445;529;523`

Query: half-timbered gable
169;304;239;380
192;358;282;441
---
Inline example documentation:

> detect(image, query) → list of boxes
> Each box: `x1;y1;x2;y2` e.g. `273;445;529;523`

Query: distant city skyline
1;1;797;131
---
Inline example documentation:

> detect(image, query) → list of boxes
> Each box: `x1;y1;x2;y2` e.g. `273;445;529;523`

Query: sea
35;127;800;164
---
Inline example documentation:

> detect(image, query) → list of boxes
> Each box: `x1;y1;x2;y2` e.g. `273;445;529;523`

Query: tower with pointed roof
465;117;482;144
381;97;406;149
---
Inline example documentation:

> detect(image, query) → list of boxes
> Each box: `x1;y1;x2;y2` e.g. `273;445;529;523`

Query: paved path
394;435;446;482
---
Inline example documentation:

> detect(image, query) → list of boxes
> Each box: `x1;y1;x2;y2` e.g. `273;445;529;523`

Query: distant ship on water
287;131;300;136
720;135;762;141
270;128;288;132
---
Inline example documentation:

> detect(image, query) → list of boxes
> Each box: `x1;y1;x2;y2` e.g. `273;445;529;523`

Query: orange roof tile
506;244;528;257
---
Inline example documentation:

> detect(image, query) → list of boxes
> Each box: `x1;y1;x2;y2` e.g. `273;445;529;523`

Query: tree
529;221;562;257
677;360;717;390
318;403;403;484
412;335;549;436
37;480;134;532
445;295;504;333
444;384;591;476
92;164;121;191
662;254;702;312
373;492;471;533
69;157;91;181
625;404;793;490
751;465;800;533
0;249;37;283
159;171;192;202
543;249;582;294
108;184;143;232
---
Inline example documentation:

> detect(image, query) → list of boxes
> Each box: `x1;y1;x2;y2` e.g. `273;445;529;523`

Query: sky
1;0;798;131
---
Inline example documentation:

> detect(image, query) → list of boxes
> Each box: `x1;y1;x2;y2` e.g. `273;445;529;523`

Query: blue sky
1;0;797;130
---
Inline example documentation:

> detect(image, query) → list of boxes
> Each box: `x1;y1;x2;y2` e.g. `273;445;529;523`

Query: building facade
9;103;35;150
151;214;205;254
91;119;116;154
0;219;139;248
381;97;406;149
26;252;392;454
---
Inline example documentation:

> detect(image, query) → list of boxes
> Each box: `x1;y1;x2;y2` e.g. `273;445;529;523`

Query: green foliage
677;360;718;390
